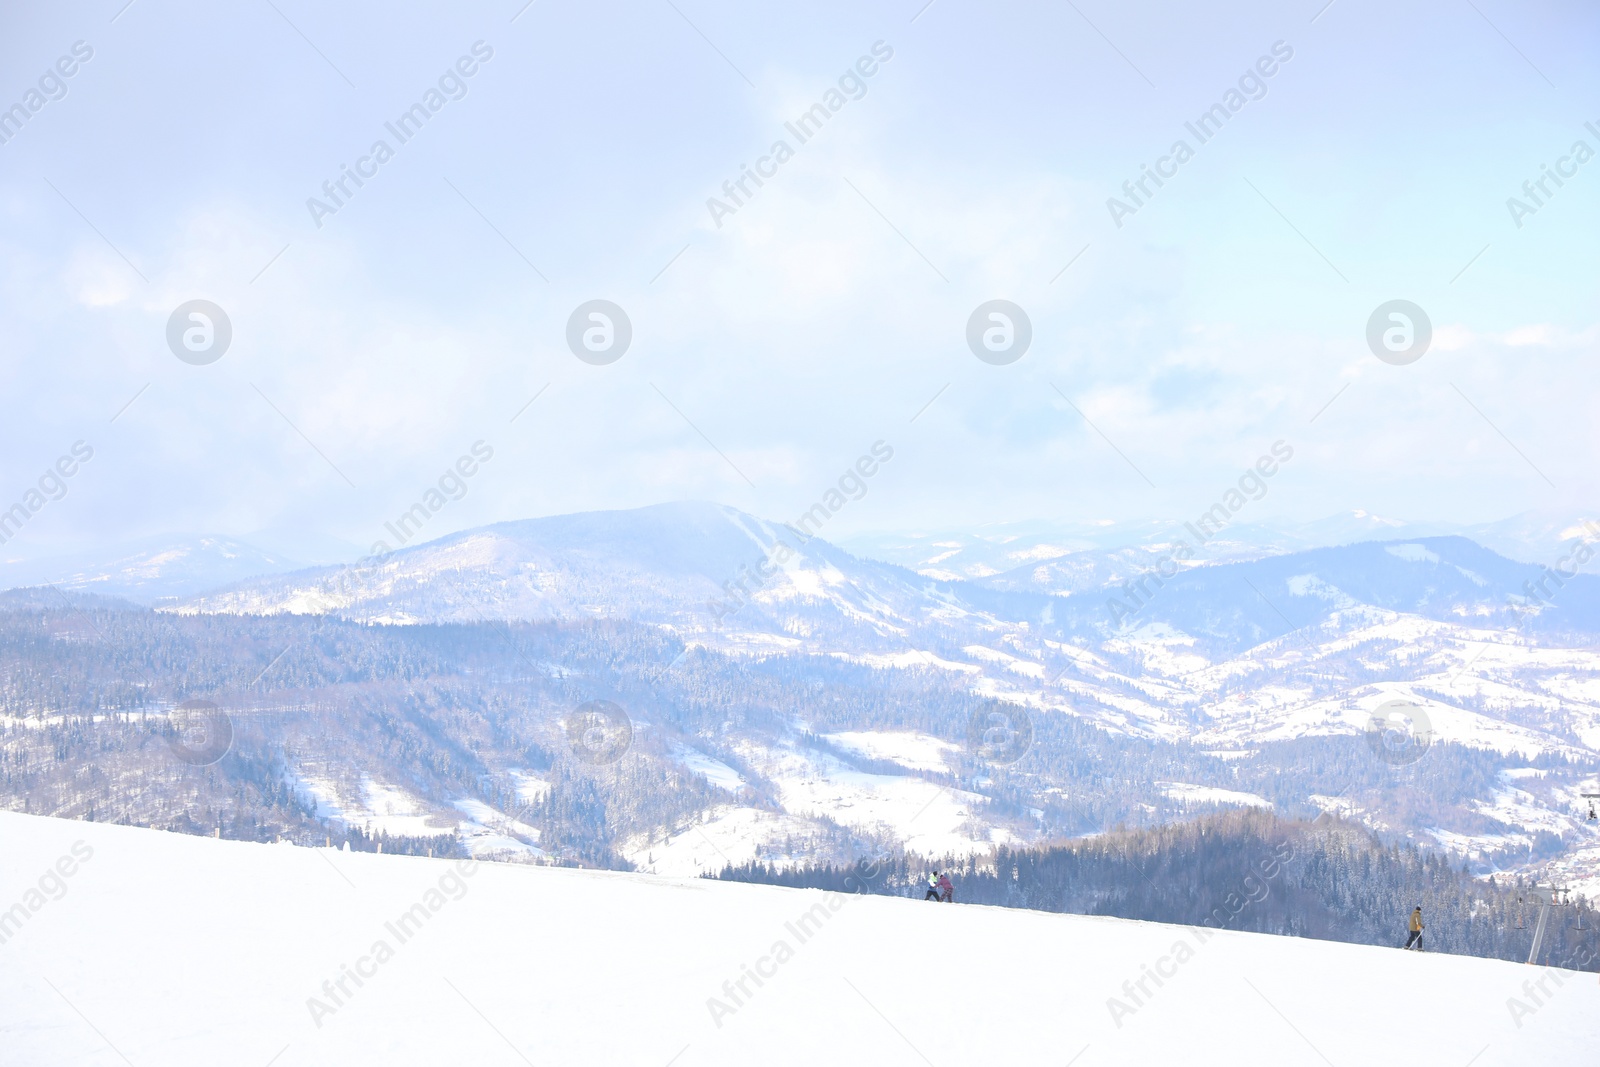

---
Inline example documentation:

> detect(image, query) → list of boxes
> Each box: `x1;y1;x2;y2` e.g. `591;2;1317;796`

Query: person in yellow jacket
1403;906;1424;950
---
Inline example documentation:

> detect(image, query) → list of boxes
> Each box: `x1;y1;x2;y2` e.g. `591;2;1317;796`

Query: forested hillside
3;586;1597;901
716;810;1600;970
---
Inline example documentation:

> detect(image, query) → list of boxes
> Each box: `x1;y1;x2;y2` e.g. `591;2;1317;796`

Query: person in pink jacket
937;872;954;903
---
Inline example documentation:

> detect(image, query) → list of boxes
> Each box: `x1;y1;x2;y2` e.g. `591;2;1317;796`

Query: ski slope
2;812;1596;1066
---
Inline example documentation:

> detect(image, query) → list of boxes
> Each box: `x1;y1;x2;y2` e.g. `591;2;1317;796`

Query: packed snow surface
3;812;1597;1066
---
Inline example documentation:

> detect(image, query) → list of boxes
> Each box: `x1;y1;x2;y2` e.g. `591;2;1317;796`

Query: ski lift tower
1583;792;1599;822
1524;885;1571;966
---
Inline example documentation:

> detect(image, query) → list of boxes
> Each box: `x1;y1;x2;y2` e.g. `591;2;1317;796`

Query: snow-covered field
820;730;960;773
748;741;1004;857
621;731;1029;876
624;805;827;876
282;771;543;861
3;812;1597;1066
1161;783;1273;810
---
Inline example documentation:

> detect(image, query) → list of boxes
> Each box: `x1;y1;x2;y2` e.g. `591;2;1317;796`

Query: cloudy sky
1;0;1595;563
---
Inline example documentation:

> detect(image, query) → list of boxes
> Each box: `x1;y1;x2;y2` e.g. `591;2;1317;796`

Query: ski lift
1583;793;1600;822
1523;886;1570;967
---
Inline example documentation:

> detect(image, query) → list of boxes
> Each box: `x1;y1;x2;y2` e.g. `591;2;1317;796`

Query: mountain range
840;509;1600;587
9;505;1598;607
4;501;1600;897
141;504;1600;659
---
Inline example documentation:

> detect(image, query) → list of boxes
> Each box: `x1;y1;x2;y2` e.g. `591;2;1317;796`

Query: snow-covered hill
172;502;1053;655
842;509;1600;578
1086;536;1600;642
11;505;1600;896
144;511;1600;884
1;535;302;603
167;508;1600;652
2;812;1594;1065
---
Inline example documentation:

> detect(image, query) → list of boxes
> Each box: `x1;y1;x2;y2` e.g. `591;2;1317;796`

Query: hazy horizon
3;0;1596;571
4;497;1597;581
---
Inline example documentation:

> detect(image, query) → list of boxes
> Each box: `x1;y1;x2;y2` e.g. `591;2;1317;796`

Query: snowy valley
5;503;1600;907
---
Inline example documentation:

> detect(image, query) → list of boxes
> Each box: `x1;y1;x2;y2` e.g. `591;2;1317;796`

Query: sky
0;0;1596;565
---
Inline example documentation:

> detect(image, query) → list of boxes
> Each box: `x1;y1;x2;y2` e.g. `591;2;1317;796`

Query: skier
937;872;954;903
1402;906;1423;950
924;872;941;901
